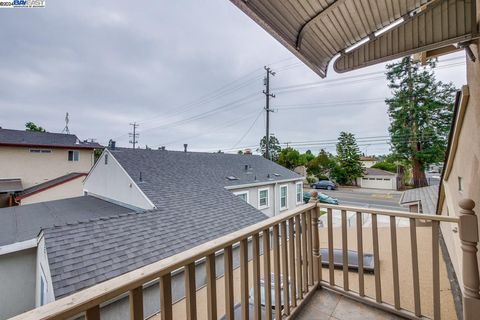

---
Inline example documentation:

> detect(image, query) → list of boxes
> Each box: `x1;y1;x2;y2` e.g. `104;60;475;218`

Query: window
258;188;269;209
104;153;108;165
30;149;51;153
296;182;303;205
280;185;288;211
234;191;249;203
68;150;79;162
383;178;390;181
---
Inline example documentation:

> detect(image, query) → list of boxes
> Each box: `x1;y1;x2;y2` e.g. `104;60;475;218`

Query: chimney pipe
184;144;188;152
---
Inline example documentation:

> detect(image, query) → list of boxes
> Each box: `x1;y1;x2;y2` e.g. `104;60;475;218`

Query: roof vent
139;171;143;182
184;144;188;152
226;176;238;181
108;140;116;150
158;146;166;150
273;173;281;177
244;165;249;171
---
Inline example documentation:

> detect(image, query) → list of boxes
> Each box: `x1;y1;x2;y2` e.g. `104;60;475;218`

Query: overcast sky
0;0;467;155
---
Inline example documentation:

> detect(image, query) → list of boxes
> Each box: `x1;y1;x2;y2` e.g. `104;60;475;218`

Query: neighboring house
360;156;378;168
400;185;439;214
84;147;305;217
0;196;134;319
357;167;398;190
0;128;101;207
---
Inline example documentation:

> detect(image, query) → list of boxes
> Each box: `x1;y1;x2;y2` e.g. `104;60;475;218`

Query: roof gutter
224;177;303;190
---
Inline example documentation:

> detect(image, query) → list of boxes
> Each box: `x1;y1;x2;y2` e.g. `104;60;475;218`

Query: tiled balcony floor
296;289;403;320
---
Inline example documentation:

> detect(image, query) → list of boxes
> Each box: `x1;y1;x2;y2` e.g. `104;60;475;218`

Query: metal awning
0;178;23;193
230;0;479;77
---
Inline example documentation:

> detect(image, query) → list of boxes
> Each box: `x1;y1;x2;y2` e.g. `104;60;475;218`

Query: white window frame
279;184;288;211
295;181;303;205
68;150;80;162
233;191;249;204
258;187;270;209
29;149;51;153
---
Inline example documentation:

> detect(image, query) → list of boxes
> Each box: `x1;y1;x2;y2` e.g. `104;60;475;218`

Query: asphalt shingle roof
0;128;101;149
400;185;439;214
364;167;396;176
44;149;281;298
0;196;134;246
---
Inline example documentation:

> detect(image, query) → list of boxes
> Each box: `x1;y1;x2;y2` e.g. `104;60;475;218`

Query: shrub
371;161;397;173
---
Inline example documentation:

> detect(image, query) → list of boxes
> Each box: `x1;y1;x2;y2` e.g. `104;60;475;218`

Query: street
307;186;407;211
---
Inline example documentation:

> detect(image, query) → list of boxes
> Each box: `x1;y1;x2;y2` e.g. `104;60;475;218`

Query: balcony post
309;191;321;284
458;198;480;320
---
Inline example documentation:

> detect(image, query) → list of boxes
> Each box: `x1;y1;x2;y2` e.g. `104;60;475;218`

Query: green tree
277;147;301;169
307;149;336;178
386;57;455;187
25;122;46;132
298;150;315;166
371;161;397;173
336;132;364;185
259;135;281;161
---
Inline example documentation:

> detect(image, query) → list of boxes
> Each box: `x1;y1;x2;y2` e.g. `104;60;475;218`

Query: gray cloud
0;0;467;155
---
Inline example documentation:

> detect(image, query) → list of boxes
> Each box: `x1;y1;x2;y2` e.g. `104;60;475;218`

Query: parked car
303;191;339;205
311;180;337;190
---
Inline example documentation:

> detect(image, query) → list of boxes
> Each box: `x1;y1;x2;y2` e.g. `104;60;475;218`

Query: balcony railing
9;196;480;320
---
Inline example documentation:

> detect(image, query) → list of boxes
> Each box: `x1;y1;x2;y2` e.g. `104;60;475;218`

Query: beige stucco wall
439;39;480;291
0;146;93;188
20;176;85;205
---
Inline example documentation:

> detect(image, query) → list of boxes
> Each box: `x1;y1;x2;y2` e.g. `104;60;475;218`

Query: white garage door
361;177;393;190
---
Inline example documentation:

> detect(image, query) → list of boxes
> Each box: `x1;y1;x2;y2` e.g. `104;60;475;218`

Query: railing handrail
318;203;459;223
10;201;459;320
9;203;316;320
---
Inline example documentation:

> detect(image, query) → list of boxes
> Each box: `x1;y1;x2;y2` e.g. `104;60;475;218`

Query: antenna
62;112;70;134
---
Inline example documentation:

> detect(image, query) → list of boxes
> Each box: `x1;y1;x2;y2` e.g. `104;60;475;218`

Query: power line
231;110;264;149
129;122;139;149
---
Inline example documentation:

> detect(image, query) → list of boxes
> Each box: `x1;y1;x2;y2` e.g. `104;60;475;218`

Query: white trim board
0;238;37;256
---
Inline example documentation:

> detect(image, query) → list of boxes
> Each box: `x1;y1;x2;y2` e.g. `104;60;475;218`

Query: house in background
0;128;101;207
357;167;398;190
360;155;378;168
84;147;305;217
0;196;134;319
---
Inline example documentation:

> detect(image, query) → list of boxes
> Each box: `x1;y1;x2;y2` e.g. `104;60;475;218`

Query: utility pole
129;122;139;149
263;66;275;160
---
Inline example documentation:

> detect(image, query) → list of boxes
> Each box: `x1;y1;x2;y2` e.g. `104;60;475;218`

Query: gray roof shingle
0;128;101;149
44;149;280;298
399;185;439;214
364;167;396;176
0;196;134;246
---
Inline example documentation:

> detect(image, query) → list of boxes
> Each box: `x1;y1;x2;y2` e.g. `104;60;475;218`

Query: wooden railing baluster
224;245;234;320
272;225;282;320
306;210;313;286
240;239;249;320
288;217;297;307
129;286;144;320
409;218;421;317
85;306;100;320
390;216;400;310
280;221;290;315
372;213;382;303
294;215;303;300
432;220;440;320
252;234;261;320
312;206;320;283
263;229;272;320
185;263;197;320
160;274;172;320
327;208;335;285
301;212;308;292
341;210;349;291
206;254;217;320
356;212;364;297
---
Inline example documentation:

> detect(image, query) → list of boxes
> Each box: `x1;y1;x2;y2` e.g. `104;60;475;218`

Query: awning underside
231;0;478;77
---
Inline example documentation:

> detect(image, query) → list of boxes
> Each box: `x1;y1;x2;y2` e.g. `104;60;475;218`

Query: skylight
226;176;238;181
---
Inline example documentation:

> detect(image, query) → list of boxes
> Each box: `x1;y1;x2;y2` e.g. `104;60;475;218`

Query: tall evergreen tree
336;132;363;185
385;57;456;187
259;135;281;161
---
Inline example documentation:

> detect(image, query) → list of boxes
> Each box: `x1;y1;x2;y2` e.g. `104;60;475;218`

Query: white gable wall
83;150;155;210
36;235;55;307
